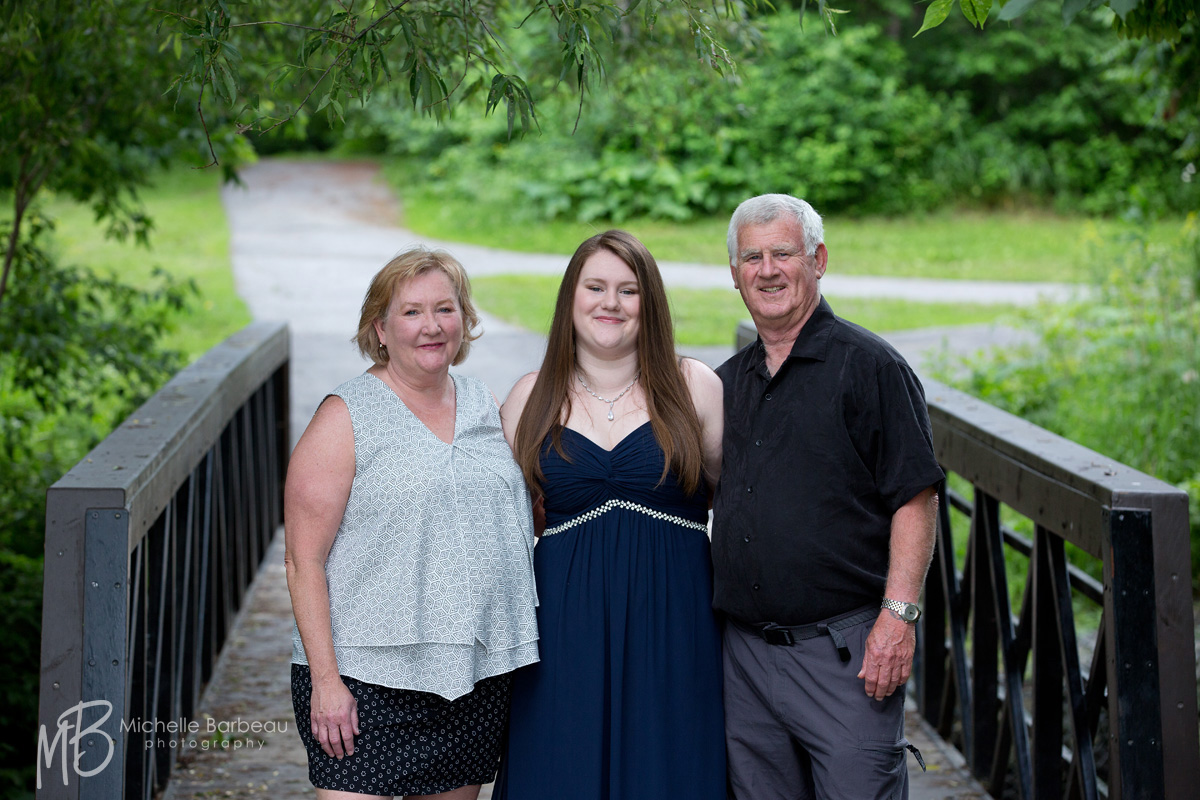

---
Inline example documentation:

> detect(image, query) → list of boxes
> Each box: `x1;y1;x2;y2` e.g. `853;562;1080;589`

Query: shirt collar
744;296;837;372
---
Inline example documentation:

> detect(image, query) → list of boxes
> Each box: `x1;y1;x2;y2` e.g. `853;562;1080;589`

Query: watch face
902;604;920;621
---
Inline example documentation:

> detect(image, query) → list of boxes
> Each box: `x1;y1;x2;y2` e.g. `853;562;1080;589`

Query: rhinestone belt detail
541;498;709;538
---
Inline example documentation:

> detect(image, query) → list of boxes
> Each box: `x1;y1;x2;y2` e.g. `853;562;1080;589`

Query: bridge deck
162;533;992;800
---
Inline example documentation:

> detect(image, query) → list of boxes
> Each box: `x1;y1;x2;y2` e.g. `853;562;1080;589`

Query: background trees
2;1;1196;794
0;2;204;791
335;3;1195;223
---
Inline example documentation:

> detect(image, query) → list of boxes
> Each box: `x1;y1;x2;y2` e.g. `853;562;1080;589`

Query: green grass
385;157;1180;284
42;165;249;359
472;274;1017;346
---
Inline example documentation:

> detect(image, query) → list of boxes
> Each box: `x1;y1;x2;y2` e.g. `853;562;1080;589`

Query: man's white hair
727;194;824;263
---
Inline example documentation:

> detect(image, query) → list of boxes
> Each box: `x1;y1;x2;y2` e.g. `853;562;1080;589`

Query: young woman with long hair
492;230;726;800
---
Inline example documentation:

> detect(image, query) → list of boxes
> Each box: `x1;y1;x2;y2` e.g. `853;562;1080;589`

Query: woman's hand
310;675;361;759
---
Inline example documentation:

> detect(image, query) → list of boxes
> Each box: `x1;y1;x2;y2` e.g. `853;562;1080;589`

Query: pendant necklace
577;370;640;421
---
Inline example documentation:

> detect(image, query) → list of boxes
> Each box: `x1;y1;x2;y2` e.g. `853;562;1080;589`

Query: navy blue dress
494;422;726;800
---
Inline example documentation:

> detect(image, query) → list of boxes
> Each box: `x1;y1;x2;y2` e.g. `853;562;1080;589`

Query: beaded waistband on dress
541;498;710;538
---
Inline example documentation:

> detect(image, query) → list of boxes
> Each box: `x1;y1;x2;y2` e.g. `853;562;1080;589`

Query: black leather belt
732;604;879;663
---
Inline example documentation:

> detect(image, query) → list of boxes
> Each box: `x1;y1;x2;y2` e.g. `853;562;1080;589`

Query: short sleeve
872;360;945;514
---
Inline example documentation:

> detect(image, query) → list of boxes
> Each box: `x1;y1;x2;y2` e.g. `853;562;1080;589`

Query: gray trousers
722;615;911;800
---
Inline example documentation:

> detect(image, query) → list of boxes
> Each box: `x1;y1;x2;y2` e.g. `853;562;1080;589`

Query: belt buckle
761;624;794;646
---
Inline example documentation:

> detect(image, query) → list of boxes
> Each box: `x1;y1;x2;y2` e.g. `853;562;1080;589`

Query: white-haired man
712;193;944;799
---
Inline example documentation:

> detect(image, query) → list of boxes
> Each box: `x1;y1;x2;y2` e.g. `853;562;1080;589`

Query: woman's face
572;249;641;358
373;270;464;378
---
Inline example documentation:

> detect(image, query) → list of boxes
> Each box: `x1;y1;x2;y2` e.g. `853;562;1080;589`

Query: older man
712;194;944;799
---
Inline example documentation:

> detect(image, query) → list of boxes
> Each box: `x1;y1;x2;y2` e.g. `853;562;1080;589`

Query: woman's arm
500;371;539;448
502;371;544;532
283;395;358;759
681;358;724;491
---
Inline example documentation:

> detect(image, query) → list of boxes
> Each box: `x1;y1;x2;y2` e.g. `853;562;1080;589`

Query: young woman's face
572;250;640;358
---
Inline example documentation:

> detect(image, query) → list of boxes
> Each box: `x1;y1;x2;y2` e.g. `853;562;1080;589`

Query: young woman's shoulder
679;357;722;397
505;371;541;408
500;371;542;442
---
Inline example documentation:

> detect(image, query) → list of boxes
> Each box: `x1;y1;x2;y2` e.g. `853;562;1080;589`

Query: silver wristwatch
882;598;921;623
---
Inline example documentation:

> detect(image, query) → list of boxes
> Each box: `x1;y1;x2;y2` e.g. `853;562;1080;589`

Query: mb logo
37;700;115;789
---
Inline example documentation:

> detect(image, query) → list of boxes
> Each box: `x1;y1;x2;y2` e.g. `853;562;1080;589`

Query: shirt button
755;439;762;446
746;486;753;493
764;393;772;400
743;536;750;543
753;583;760;590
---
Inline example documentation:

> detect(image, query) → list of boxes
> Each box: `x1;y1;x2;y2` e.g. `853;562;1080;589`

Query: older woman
492;230;726;800
285;247;538;799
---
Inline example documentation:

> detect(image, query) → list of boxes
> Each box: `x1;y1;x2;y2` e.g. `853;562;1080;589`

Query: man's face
730;218;827;334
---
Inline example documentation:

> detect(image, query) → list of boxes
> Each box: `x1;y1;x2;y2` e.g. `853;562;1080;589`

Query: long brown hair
512;230;704;498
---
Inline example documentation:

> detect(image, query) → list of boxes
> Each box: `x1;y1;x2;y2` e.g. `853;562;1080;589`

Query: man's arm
857;485;939;701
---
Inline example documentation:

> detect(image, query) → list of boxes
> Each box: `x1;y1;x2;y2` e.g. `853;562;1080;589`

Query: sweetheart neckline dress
493;422;726;800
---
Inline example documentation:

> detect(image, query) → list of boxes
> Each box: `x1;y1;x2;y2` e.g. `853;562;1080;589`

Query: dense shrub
341;8;1195;223
908;10;1197;214
372;20;966;220
935;215;1200;587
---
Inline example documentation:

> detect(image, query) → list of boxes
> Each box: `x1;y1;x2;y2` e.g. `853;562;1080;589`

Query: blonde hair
354;247;481;367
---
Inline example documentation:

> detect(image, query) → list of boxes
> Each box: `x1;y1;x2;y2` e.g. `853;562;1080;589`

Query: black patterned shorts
291;664;513;795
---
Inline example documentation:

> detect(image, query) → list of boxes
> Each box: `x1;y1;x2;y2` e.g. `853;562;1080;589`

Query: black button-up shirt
712;298;945;625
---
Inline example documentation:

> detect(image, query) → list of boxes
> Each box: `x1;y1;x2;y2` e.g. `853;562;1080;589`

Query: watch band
881;598;921;623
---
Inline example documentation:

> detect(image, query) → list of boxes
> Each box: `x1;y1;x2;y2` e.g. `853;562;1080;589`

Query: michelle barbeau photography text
37;699;288;788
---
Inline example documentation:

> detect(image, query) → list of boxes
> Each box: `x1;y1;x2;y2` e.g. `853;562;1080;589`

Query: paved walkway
221;158;1060;446
164;158;1004;798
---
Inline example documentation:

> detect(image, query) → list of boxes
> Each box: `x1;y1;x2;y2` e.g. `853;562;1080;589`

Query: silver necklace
577;370;640;421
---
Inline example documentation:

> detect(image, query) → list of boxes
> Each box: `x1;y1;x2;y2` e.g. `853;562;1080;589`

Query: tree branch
256;1;415;135
227;20;356;40
195;61;220;167
0;150;39;313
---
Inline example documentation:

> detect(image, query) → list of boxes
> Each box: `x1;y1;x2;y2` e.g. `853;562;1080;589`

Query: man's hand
857;609;916;701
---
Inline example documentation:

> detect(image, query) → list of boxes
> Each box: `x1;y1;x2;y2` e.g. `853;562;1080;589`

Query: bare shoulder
502;371;540;415
680;357;723;400
285;394;355;557
300;395;351;445
286;395;354;502
680;358;724;485
500;370;540;442
291;396;352;467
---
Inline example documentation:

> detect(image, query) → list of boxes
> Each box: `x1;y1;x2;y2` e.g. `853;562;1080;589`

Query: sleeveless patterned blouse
292;372;539;700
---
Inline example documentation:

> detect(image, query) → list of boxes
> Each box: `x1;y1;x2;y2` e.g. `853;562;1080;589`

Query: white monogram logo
37;700;115;788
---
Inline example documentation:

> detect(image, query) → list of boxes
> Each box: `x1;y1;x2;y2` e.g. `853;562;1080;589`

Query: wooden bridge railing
36;322;289;800
920;377;1198;800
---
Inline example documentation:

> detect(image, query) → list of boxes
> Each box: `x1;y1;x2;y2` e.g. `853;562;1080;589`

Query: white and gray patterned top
292;372;539;700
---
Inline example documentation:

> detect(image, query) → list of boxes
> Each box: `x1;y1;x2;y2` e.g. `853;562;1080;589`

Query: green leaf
1061;0;1089;24
1108;0;1138;14
215;60;237;104
960;0;991;27
914;0;954;36
997;0;1038;22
